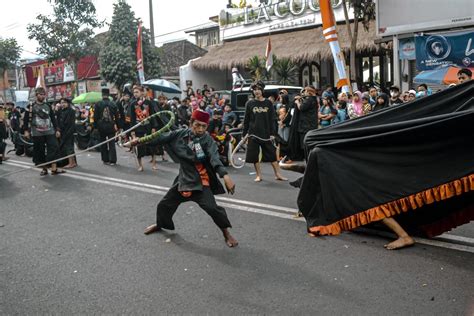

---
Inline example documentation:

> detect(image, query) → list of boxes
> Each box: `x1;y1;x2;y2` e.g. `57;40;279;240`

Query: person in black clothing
24;87;64;176
389;86;404;106
0;104;8;164
94;88;119;166
127;109;238;248
372;93;389;112
177;97;191;127
242;81;287;182
57;98;77;168
296;86;319;148
130;85;157;172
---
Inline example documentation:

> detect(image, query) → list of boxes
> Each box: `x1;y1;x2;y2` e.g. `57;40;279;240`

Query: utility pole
149;0;155;46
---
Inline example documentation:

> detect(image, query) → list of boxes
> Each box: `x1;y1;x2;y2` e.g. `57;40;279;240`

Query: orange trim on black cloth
308;174;474;237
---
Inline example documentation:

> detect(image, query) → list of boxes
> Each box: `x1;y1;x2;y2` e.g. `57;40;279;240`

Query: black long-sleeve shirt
57;107;76;141
242;98;277;139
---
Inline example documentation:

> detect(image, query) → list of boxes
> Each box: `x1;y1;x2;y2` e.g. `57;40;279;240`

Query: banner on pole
137;21;145;84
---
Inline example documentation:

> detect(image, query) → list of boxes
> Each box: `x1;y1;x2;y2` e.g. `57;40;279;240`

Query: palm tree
274;57;298;85
247;55;266;81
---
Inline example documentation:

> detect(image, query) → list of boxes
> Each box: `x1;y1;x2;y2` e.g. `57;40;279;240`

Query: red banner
46;83;75;102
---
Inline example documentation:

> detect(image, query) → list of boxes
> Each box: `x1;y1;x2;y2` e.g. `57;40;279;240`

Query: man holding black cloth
243;81;287;182
94;88;119;165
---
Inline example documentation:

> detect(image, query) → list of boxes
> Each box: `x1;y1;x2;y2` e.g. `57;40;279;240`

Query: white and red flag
265;37;273;72
136;21;145;84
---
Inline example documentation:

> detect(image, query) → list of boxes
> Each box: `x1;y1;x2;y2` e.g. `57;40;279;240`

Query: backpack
102;105;113;123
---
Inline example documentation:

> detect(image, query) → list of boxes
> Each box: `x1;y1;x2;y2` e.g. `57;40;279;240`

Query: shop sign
44;63;75;86
46;83;75;102
415;30;474;70
221;0;350;40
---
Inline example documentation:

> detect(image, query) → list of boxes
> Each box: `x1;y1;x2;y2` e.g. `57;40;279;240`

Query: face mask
390;91;398;98
416;91;426;98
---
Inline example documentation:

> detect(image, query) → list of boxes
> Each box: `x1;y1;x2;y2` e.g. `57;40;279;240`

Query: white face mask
390;91;398;98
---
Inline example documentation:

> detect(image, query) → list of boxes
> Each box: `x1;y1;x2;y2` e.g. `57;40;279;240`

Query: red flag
137;21;145;84
265;37;273;71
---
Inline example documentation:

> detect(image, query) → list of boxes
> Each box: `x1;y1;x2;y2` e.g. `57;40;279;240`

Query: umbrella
72;92;103;104
414;66;474;85
143;79;181;94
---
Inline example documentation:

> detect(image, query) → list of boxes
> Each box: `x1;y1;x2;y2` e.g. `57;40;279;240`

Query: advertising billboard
376;0;474;37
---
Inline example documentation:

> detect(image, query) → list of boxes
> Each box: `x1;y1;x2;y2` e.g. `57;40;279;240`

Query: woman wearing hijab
347;91;365;119
372;93;389;112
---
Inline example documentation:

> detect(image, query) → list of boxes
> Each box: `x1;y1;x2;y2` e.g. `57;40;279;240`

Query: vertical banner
35;65;45;88
265;37;273;71
137;21;145;84
320;0;350;93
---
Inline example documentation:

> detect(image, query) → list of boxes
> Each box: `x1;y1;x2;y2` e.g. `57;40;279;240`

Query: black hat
390;85;400;92
250;80;265;91
123;88;132;97
35;87;46;95
102;88;110;96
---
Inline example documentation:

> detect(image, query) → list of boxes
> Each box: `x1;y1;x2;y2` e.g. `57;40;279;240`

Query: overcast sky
1;0;239;60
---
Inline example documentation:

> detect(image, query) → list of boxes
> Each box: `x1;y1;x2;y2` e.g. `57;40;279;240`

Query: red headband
191;110;210;124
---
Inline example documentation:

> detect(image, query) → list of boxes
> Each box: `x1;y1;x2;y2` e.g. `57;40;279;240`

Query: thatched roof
192;21;378;70
160;40;208;76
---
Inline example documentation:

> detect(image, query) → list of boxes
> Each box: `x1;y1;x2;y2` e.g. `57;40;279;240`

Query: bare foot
384;236;415;250
254;176;262;182
152;165;158;170
293;211;303;218
222;229;238;248
144;224;161;235
138;166;144;172
275;175;288;181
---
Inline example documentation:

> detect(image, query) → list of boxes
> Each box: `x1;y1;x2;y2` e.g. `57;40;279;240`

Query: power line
154;21;217;39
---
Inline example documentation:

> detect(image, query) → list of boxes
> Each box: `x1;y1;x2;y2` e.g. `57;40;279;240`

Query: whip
0;111;175;179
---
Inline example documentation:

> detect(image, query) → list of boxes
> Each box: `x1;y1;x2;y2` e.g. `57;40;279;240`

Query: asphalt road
1;146;473;314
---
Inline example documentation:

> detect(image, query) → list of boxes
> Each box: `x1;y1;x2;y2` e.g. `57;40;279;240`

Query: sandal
40;169;48;176
51;169;66;175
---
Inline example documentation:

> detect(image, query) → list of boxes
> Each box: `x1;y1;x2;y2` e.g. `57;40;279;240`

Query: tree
99;0;161;90
27;0;103;83
0;37;21;94
341;0;375;88
0;38;21;72
247;56;265;81
273;57;298;85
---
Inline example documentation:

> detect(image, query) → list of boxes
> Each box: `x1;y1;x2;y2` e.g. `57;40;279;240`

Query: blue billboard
415;30;474;70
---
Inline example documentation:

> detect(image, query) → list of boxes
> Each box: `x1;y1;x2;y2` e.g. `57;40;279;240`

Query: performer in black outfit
57;98;77;168
242;81;287;182
130;86;157;172
127;110;238;247
94;89;119;166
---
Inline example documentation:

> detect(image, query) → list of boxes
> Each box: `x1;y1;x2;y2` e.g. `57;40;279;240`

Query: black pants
32;134;59;166
99;132;117;163
156;184;232;230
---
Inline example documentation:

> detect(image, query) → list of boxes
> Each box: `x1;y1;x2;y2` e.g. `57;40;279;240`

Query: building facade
181;0;391;92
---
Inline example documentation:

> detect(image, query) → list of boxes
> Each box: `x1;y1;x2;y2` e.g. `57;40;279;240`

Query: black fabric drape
298;81;474;234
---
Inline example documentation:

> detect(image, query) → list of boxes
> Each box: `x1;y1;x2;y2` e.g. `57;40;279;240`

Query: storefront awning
192;21;379;70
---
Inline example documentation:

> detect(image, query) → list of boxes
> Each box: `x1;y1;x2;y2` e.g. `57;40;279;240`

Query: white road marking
4;160;473;253
7;160;299;214
4;161;302;222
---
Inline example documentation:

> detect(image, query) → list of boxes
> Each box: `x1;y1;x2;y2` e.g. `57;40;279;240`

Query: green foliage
27;0;103;67
273;57;298;85
247;55;266;81
0;37;21;71
99;0;161;90
348;0;375;31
